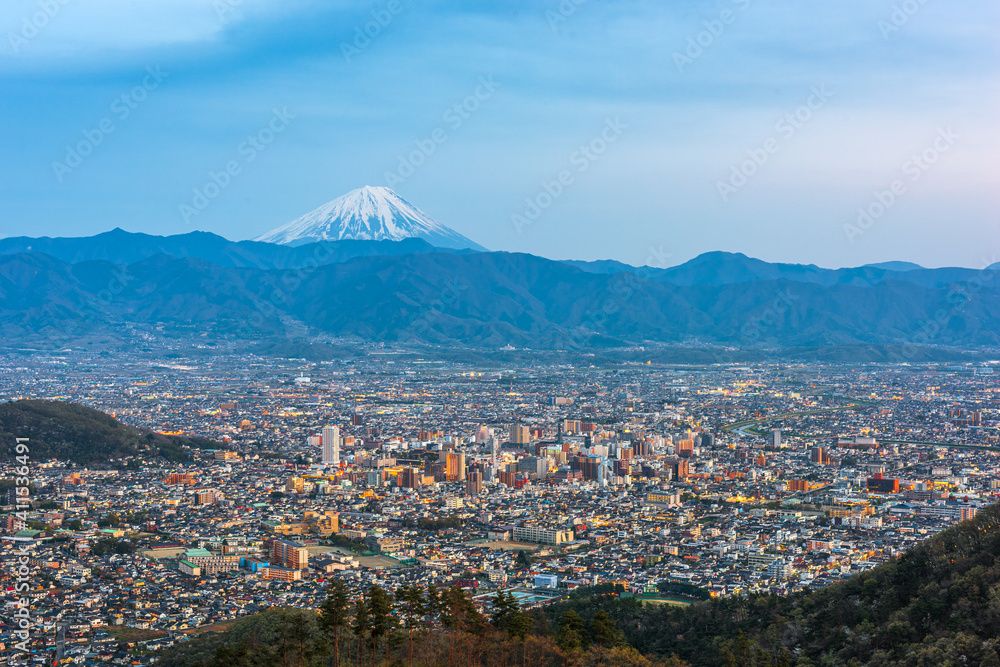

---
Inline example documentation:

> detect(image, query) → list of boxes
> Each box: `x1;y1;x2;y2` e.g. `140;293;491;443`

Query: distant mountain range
566;252;998;289
0;227;471;269
0;228;998;353
253;185;487;251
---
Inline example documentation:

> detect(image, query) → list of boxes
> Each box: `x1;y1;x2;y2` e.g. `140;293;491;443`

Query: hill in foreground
0;399;219;464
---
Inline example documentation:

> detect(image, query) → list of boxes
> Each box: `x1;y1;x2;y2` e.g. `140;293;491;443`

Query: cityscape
2;1;998;665
1;344;997;663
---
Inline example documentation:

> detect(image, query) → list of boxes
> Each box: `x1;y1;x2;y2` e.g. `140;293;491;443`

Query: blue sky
1;0;997;268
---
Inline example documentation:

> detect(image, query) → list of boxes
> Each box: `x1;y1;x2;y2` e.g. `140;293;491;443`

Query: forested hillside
0;399;220;464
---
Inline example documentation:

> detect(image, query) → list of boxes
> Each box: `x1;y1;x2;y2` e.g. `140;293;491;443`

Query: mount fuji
253;186;487;251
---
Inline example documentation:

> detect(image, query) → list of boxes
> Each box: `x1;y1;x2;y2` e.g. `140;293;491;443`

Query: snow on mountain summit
253;186;486;251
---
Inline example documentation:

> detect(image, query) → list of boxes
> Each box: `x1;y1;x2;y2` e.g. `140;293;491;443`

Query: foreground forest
158;503;1000;667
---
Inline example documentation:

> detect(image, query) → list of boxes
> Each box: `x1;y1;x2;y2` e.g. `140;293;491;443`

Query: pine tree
290;612;314;667
557;610;586;652
396;584;426;667
589;609;617;665
425;583;442;624
320;581;350;667
352;597;370;667
489;591;516;633
369;584;394;666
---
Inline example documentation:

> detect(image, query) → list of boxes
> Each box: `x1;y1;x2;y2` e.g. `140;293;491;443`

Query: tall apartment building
466;470;484;495
399;467;421;489
321;425;340;465
270;538;309;570
676;438;694;457
665;457;689;480
517;456;548;477
440;451;466;481
510;425;531;446
809;447;832;465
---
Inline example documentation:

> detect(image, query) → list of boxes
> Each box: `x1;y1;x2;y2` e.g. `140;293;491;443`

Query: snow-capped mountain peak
253;186;486;251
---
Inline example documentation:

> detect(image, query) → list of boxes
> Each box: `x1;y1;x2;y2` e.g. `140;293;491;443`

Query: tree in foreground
489;590;520;634
352;597;370;667
368;584;394;666
396;584;426;667
589;609;618;665
320;580;350;667
557;609;586;653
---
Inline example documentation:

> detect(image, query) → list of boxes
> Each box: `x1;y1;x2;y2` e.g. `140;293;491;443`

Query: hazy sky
1;0;997;268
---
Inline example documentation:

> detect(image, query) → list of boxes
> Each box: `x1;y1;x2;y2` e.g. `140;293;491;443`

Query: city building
270;539;309;570
513;526;574;545
466;470;483;495
322;425;340;465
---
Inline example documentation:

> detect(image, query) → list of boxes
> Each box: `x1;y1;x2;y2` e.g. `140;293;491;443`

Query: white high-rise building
321;425;340;465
